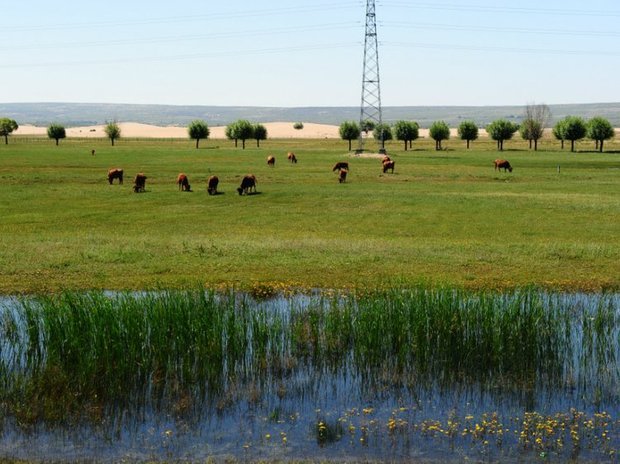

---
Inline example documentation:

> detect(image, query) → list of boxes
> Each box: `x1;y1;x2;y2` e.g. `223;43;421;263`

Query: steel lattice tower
357;0;383;153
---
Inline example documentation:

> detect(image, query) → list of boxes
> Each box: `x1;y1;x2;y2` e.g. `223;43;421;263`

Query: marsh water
0;289;618;462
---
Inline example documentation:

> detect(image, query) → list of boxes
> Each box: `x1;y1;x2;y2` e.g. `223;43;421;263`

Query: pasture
0;135;619;293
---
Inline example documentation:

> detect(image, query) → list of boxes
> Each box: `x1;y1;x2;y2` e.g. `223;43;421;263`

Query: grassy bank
0;135;618;293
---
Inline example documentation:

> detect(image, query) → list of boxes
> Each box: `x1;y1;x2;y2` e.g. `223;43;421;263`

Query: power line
379;2;620;17
384;41;620;57
1;22;361;52
0;3;362;33
383;21;620;38
6;39;613;70
0;42;360;69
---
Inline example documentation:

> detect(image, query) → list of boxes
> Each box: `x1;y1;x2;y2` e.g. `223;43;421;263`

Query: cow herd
268;152;297;166
107;151;513;195
106;150;354;196
107;168;149;192
107;169;248;196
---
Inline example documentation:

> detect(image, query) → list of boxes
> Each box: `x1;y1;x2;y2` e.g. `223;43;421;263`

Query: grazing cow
177;173;191;191
207;175;219;195
237;174;257;195
333;161;349;172
107;168;123;185
494;159;513;172
382;160;395;173
338;168;348;183
267;155;275;167
133;173;147;193
287;152;298;163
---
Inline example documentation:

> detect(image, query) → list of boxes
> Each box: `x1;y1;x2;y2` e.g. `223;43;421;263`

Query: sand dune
17;122;617;140
15;122;499;139
15;122;341;139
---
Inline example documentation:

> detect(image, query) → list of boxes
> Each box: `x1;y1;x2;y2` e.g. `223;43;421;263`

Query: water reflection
0;290;618;461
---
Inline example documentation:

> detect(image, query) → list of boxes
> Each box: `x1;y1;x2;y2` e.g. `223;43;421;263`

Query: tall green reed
346;288;569;385
0;288;617;425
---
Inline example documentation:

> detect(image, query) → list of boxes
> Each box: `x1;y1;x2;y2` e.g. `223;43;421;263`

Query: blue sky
2;1;619;107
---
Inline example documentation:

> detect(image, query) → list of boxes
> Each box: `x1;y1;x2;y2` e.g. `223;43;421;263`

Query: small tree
457;120;478;149
339;120;361;151
519;119;542;150
486;119;518;151
429;120;450;151
104;121;121;146
225;122;238;147
521;103;550;151
253;123;267;147
561;116;587;152
47;123;66;146
393;120;419;151
553;120;566;150
188;120;210;148
587;116;615;153
0;118;19;144
373;123;392;150
234;119;254;149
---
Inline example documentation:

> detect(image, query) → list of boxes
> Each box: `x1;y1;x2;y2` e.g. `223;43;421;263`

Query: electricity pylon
357;0;383;154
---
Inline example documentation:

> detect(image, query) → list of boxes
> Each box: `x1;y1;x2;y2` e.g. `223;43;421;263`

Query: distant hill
1;102;619;127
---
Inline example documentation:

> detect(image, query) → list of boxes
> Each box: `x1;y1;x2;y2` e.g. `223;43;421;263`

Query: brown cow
287;152;298;163
237;174;257;195
338;168;348;183
207;175;219;195
494;159;513;172
382;160;395;173
267;155;275;167
107;168;123;185
133;173;147;193
177;173;191;191
333;161;349;172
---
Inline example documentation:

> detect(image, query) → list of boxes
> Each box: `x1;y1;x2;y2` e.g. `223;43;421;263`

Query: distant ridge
1;102;619;127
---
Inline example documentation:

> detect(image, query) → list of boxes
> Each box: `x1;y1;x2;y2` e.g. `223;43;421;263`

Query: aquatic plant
0;288;618;427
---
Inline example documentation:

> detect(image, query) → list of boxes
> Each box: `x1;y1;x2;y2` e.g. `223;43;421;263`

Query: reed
0;288;617;426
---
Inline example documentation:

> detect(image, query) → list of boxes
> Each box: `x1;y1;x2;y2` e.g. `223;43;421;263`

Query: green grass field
0;135;618;293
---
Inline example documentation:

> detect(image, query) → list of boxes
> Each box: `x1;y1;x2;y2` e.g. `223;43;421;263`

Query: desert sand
21;123;609;140
15;122;342;139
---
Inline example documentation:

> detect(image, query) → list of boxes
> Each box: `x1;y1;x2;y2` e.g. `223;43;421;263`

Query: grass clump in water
0;287;617;426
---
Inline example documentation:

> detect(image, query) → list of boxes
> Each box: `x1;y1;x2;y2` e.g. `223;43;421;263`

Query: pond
0;289;618;462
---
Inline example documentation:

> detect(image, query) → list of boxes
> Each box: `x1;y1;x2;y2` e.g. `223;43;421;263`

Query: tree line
338;107;616;153
0;118;269;149
0;107;615;153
